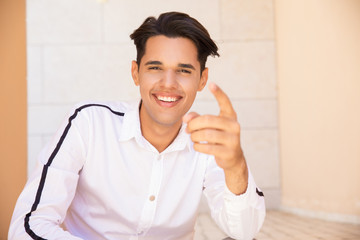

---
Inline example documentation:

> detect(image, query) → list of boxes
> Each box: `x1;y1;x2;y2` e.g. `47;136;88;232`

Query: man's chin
155;118;184;128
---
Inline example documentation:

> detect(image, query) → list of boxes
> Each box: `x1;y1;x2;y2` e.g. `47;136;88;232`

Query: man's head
130;11;219;73
129;12;219;134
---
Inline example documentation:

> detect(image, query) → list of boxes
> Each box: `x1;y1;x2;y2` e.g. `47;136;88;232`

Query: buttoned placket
136;153;164;237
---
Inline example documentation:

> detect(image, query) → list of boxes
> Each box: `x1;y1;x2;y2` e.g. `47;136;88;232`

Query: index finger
209;82;237;119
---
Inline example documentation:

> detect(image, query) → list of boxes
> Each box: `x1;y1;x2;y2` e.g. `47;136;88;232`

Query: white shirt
9;101;265;240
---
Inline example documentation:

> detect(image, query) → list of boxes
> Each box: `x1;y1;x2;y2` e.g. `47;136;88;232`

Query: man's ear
198;67;209;91
131;60;139;86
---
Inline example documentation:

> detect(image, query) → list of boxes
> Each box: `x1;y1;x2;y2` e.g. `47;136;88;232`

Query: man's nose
161;69;178;88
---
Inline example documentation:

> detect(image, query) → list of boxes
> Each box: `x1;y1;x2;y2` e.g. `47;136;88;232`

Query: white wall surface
27;0;279;208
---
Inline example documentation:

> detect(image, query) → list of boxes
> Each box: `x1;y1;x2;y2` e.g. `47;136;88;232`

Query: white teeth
157;96;177;102
157;96;178;102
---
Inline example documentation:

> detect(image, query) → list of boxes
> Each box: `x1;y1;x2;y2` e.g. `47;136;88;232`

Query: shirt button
149;195;155;201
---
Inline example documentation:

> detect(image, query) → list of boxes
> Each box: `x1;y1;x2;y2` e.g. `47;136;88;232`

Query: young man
9;12;265;240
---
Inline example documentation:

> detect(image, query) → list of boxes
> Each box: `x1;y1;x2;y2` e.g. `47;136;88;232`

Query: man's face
132;35;208;129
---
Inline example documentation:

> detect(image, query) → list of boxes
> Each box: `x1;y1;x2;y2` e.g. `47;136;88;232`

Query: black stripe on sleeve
24;104;124;239
256;188;264;197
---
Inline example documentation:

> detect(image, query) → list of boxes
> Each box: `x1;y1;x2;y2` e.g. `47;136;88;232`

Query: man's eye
180;69;191;74
149;66;161;70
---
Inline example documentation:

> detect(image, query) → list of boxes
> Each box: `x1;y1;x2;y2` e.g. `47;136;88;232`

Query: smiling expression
131;35;208;130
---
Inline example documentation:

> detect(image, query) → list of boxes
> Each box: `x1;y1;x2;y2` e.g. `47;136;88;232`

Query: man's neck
141;120;182;153
139;105;183;153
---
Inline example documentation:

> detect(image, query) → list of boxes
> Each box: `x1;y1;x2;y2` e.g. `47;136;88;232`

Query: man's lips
156;95;179;102
152;93;183;106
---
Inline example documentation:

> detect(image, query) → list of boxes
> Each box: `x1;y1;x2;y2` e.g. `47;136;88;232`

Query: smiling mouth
153;94;183;105
157;95;180;102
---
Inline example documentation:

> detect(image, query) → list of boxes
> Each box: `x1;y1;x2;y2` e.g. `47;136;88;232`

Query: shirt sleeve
203;156;266;240
8;105;88;240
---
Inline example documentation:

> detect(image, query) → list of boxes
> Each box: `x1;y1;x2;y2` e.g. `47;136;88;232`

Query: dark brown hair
130;12;219;72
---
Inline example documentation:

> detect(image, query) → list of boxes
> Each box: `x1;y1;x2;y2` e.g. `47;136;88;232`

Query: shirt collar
118;100;142;142
118;100;192;153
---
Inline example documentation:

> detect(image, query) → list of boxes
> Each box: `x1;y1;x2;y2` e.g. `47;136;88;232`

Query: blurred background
1;0;359;238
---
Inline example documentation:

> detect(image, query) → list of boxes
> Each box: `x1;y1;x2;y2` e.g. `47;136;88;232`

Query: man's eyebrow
145;60;162;66
144;61;195;70
178;63;195;70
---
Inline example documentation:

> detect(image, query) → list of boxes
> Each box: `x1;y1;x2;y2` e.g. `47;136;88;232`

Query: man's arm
184;83;248;195
184;83;265;239
8;105;86;240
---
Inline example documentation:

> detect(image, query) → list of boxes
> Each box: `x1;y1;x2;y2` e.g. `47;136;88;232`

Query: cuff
223;170;264;211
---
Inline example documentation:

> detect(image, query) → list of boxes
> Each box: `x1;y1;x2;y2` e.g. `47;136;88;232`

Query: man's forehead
142;35;200;67
145;35;197;49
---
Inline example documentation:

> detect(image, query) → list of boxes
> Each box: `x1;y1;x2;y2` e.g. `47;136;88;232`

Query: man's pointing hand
183;83;248;195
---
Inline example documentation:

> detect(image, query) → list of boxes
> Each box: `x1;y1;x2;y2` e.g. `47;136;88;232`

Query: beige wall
275;0;360;221
26;0;280;209
0;0;27;237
